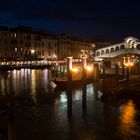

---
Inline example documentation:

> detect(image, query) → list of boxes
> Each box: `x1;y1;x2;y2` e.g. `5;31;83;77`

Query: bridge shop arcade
100;54;140;81
94;36;140;86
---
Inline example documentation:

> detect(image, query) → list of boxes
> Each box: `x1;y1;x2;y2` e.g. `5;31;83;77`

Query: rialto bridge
94;36;140;77
95;36;140;60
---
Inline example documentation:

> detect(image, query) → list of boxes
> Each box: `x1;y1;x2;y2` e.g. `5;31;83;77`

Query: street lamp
31;49;35;54
86;65;93;72
52;54;57;60
123;57;134;83
71;67;79;73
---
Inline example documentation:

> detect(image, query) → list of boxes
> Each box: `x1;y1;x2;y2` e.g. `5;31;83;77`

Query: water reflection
8;114;16;140
119;100;140;138
31;70;37;103
120;100;136;127
0;70;139;140
60;94;67;103
82;83;87;113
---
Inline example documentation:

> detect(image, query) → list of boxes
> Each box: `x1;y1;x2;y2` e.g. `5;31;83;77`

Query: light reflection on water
119;100;140;138
31;70;37;103
120;100;136;129
0;70;140;140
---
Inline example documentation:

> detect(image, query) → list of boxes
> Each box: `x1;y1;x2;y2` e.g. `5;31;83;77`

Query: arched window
106;49;109;54
101;50;104;55
110;48;114;52
136;44;140;50
120;45;125;50
96;51;100;56
115;46;119;51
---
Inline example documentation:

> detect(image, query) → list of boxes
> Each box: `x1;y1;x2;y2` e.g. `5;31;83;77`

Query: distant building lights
14;33;17;38
15;48;17;52
31;49;35;54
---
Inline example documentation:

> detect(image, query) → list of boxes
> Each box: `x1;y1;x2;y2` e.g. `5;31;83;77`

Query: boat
52;62;94;88
53;77;93;88
53;77;81;87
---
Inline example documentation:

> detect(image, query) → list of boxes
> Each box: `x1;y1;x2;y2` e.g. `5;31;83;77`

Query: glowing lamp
124;63;129;67
124;62;134;67
31;49;35;54
129;62;134;66
86;65;93;71
71;68;78;73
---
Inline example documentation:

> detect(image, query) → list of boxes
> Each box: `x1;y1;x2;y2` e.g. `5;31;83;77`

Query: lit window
15;48;17;52
31;49;35;54
14;33;17;38
11;33;13;37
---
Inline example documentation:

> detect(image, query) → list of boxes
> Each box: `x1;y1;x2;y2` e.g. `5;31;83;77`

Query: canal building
56;33;93;60
0;26;94;62
0;26;46;60
41;35;58;60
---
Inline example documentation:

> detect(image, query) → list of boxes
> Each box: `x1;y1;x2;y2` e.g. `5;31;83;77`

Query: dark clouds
0;0;140;40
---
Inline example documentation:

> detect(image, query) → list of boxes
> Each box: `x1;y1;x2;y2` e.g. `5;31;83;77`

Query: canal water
0;69;140;140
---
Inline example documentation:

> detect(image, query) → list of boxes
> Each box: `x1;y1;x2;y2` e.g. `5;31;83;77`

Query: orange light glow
124;62;134;67
119;100;136;134
86;65;93;71
31;49;35;54
129;62;134;66
124;63;129;67
71;68;78;73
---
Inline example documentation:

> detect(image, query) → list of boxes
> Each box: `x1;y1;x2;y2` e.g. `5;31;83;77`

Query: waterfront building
42;36;58;60
0;26;94;61
0;26;46;60
94;41;111;50
71;36;93;59
57;33;93;60
56;33;71;60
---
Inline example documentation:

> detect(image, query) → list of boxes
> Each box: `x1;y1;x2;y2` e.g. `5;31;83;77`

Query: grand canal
0;69;140;140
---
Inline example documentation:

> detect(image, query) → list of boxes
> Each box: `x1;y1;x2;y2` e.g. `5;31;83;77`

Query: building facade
42;36;58;60
0;26;46;60
0;26;94;61
57;33;93;60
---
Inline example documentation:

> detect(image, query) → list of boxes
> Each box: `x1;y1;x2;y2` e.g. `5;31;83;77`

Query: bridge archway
96;51;100;56
106;49;109;54
120;45;125;50
101;50;104;55
94;36;140;61
110;48;115;52
136;44;140;50
94;36;140;77
115;46;119;51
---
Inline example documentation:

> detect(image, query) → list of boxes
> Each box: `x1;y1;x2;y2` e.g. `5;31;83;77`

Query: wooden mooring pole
67;56;73;117
82;56;87;113
94;63;99;83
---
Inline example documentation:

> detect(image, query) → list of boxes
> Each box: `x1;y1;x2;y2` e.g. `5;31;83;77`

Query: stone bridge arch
95;37;140;59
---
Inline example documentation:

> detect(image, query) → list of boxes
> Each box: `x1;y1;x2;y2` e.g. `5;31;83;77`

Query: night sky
0;0;140;41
